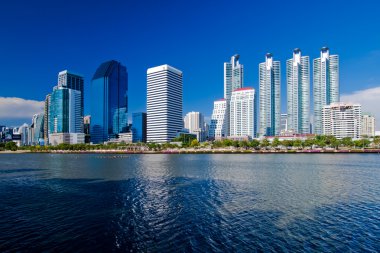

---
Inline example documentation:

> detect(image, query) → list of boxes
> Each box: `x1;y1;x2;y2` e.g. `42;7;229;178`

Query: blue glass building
132;112;147;143
91;60;128;144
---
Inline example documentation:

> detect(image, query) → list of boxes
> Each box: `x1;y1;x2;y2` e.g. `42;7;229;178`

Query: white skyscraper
209;99;229;139
184;111;206;142
322;102;361;139
362;114;375;137
147;64;183;143
229;87;257;138
287;49;310;134
224;54;244;99
313;47;339;135
259;53;281;137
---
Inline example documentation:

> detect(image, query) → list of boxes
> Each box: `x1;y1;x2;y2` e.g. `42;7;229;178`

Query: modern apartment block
132;112;147;143
229;87;257;139
209;99;229;139
91;60;128;144
259;53;281;137
322;102;361;139
313;47;339;135
147;64;183;143
43;94;50;145
184;111;206;142
224;54;244;100
362;114;376;137
287;48;310;134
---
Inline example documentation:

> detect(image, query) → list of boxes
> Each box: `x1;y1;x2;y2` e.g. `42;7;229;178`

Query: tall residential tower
259;53;281;137
313;47;339;135
147;64;183;143
224;54;244;99
286;48;310;134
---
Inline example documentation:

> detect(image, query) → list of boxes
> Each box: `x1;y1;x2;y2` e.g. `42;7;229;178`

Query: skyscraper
224;54;244;99
229;87;257;138
58;70;84;120
322;102;361;139
286;48;310;134
132;112;147;143
259;53;281;137
91;60;128;144
147;64;183;143
313;47;339;135
209;99;229;139
362;114;375;137
44;94;50;145
49;87;82;134
184;111;206;142
31;113;44;145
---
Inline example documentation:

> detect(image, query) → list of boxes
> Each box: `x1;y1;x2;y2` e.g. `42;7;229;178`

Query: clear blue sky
1;0;380;126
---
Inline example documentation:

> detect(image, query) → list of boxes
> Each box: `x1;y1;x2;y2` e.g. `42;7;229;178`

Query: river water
0;154;379;252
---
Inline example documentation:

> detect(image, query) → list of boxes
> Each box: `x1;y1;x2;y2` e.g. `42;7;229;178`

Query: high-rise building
259;53;281;137
147;64;183;143
31;113;44;145
184;111;206;142
224;54;244;99
91;60;128;144
322;102;361;139
229;87;257;138
44;94;50;145
58;70;84;118
287;49;310;134
313;47;339;135
18;123;29;146
362;114;375;137
280;113;288;134
132;112;147;143
209;99;229;139
49;87;82;134
84;115;91;143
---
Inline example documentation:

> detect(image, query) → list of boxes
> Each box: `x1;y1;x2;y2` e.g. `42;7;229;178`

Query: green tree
260;139;270;149
293;139;302;149
249;139;260;149
271;138;280;148
5;141;18;151
190;139;199;147
341;137;353;147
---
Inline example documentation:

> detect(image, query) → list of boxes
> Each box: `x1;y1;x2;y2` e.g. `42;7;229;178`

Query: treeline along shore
1;135;380;154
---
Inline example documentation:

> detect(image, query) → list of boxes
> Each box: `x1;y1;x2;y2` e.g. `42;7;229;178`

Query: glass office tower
132;112;147;143
91;60;128;144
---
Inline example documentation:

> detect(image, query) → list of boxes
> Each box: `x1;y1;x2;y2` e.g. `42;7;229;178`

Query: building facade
209;99;229;139
229;87;257;138
31;113;44;145
58;70;84;119
322;102;361;139
287;48;310;134
91;60;128;144
224;54;244;99
49;87;82;135
313;47;339;135
132;112;147;143
44;94;50;145
259;53;281;137
184;111;206;142
362;114;375;137
147;64;183;143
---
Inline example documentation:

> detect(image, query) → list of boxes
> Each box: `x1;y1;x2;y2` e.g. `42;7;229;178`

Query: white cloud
341;86;380;130
0;97;44;119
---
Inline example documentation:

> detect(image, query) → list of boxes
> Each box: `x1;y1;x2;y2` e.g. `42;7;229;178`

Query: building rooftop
92;60;120;80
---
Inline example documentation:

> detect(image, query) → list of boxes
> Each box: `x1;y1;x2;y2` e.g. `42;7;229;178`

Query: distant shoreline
1;149;380;154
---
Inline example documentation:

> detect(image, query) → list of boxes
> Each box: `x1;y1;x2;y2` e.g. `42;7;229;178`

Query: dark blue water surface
0;154;380;252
